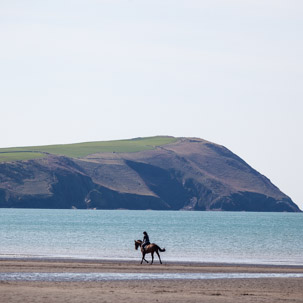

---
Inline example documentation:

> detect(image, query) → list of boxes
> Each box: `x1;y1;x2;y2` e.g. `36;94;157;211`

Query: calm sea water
0;209;302;265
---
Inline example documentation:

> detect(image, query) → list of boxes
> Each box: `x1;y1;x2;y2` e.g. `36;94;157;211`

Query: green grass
0;152;46;162
0;136;178;162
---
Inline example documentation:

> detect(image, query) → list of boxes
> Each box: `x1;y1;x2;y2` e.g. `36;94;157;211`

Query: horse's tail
156;245;166;252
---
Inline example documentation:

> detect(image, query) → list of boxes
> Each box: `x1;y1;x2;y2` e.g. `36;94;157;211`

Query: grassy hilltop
0;136;177;162
0;136;300;212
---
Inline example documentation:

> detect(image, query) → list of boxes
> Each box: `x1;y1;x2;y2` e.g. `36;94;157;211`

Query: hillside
0;136;300;212
0;136;177;160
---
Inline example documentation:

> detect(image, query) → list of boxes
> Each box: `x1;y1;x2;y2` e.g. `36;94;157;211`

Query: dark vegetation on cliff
0;136;300;212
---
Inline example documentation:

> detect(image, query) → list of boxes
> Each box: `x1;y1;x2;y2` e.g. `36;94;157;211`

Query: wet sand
0;259;303;303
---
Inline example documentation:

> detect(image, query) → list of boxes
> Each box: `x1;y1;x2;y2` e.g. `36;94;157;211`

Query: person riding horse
134;233;166;264
142;231;150;252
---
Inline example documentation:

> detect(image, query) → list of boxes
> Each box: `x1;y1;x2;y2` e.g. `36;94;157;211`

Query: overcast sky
1;0;302;209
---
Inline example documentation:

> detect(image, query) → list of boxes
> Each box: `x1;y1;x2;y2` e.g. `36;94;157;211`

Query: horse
134;239;166;264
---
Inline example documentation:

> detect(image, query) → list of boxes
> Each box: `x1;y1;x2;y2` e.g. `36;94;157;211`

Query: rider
142;231;150;252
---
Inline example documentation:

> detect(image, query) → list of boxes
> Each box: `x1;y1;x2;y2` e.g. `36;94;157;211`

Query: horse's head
134;240;142;250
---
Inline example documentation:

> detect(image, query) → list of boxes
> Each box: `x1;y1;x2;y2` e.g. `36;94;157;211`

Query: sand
0;259;302;303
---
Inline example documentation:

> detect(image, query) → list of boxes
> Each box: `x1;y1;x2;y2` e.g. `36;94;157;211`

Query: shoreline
1;252;302;267
1;259;302;303
1;258;303;273
1;255;303;267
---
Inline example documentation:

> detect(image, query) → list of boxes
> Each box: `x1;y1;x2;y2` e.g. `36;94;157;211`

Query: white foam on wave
1;272;303;282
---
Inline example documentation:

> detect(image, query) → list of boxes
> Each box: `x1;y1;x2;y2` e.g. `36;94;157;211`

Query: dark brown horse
134;240;166;264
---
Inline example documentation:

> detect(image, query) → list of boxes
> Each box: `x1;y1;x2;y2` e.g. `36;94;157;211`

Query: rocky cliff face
0;138;300;212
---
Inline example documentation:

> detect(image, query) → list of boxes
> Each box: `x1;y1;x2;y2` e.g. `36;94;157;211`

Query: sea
0;209;302;266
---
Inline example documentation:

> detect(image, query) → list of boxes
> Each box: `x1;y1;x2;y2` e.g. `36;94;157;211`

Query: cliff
0;137;300;212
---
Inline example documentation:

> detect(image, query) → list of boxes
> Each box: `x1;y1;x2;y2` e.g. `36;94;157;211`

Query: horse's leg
143;253;149;263
156;250;162;264
151;252;154;265
141;252;149;264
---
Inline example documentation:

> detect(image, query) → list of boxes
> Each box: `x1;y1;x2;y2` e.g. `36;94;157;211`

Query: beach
0;259;302;303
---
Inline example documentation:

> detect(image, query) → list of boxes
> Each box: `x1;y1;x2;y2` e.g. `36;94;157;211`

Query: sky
0;0;302;209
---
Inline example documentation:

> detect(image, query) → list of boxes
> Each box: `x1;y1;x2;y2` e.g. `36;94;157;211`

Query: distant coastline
0;136;301;212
